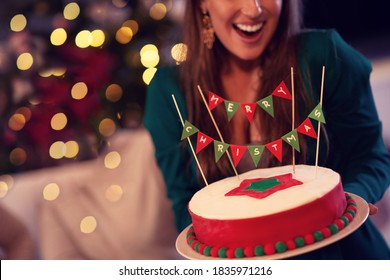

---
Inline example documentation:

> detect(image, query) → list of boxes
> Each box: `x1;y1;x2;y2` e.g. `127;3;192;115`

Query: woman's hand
368;203;378;215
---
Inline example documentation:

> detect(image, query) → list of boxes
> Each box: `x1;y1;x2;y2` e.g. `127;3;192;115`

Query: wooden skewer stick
291;67;296;174
172;94;208;186
197;85;240;179
315;66;326;177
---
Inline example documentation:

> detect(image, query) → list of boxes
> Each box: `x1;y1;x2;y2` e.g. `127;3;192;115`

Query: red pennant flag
297;118;317;139
208;91;224;110
265;139;283;162
272;81;292;100
241;103;257;123
230;145;247;167
196;132;213;154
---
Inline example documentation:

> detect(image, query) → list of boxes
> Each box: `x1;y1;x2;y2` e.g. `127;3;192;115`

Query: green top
144;30;390;259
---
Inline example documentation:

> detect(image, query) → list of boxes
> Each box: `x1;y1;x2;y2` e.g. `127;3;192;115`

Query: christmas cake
186;164;357;258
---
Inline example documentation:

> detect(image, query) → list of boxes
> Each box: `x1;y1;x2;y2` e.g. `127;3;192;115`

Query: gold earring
202;10;214;49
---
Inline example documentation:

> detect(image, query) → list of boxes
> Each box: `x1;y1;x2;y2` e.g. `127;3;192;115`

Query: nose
242;0;262;18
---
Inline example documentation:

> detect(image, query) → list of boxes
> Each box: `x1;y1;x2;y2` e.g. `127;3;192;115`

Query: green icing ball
329;224;339;234
235;248;244;258
275;242;287;253
203;246;211;256
346;209;356;217
313;231;324;242
295;237;305;248
254;245;264;256
218;248;227;258
186;232;195;238
341;216;349;226
194;242;200;252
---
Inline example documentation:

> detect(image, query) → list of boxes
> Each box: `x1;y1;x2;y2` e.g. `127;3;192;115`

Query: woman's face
201;0;283;62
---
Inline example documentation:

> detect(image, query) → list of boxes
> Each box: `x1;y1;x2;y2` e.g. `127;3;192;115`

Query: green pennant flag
224;100;239;121
247;145;265;167
282;130;301;152
257;95;274;117
180;120;199;140
214;140;229;162
309;104;326;124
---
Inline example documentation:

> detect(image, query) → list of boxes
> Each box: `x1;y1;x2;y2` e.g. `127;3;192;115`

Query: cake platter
175;193;369;260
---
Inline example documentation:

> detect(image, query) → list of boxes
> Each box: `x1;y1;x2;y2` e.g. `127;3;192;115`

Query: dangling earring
202;10;214;49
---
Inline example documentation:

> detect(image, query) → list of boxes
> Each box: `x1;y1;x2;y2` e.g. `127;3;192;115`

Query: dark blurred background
0;0;389;174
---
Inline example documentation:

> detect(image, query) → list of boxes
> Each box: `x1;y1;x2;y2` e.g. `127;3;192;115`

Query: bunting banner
206;81;292;122
180;101;325;167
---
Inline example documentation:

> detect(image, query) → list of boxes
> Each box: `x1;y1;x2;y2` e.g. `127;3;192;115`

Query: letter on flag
181;120;199;140
297;118;317;139
309;103;326;124
230;145;247;166
196;132;213;154
208;91;224;110
248;145;265;167
241;103;257;123
282;130;300;152
224;100;239;121
257;95;274;117
213;140;229;162
265;139;283;162
272;81;292;100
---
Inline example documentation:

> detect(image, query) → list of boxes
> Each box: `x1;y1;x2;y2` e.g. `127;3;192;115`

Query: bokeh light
51;113;67;130
105;84;123;102
16;53;33;70
63;2;80;20
75;30;92;48
112;0;128;8
90;29;105;47
80;216;97;234
49;141;66;159
142;68;157;85
149;3;167;20
16;107;32;122
104;151;121;169
8;113;26;131
43;183;60;201
171;43;187;64
105;184;124;202
115;27;133;44
10;14;27;32
50;28;67;46
71;82;88;100
10;148;27;166
99;118;116;137
122;20;139;35
0;175;14;199
65;141;79;158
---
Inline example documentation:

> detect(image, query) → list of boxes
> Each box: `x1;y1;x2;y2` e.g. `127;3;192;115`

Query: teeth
235;23;263;33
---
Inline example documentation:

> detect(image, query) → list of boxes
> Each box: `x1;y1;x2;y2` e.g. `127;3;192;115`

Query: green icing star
244;178;282;192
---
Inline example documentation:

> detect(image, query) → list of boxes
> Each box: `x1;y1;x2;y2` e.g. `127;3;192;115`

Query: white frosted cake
186;165;357;258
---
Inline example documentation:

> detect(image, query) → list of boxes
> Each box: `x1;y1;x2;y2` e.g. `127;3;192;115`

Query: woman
144;0;390;259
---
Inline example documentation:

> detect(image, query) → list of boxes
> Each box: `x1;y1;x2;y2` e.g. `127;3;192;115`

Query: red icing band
190;180;346;248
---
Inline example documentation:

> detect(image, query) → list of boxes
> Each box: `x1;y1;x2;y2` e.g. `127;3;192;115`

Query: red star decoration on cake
225;173;303;199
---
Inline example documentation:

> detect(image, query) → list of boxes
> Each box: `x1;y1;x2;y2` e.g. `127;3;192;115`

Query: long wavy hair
180;0;315;183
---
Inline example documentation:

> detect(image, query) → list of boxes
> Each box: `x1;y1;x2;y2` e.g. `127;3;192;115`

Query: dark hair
180;0;314;183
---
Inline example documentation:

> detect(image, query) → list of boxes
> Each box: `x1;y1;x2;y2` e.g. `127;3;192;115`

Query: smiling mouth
233;22;264;36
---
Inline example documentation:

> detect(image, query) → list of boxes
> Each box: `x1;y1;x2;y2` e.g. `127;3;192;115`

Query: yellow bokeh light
43;183;60;201
142;67;157;85
149;3;167;20
91;29;105;47
10;148;27;166
16;53;33;70
71;82;88;100
141;50;159;68
50;28;67;46
65;141;79;158
104;151;121;169
10;14;27;32
80;216;97;234
39;67;67;77
171;43;188;64
63;2;80;20
51;112;67;130
105;184;124;202
75;30;92;48
122;20;139;35
8;113;26;131
49;141;66;159
140;44;158;56
115;27;133;44
0;175;14;198
99;118;116;137
105;83;123;102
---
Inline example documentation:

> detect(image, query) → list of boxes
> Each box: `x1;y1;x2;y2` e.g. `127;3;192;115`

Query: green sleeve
143;67;199;232
300;30;390;203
